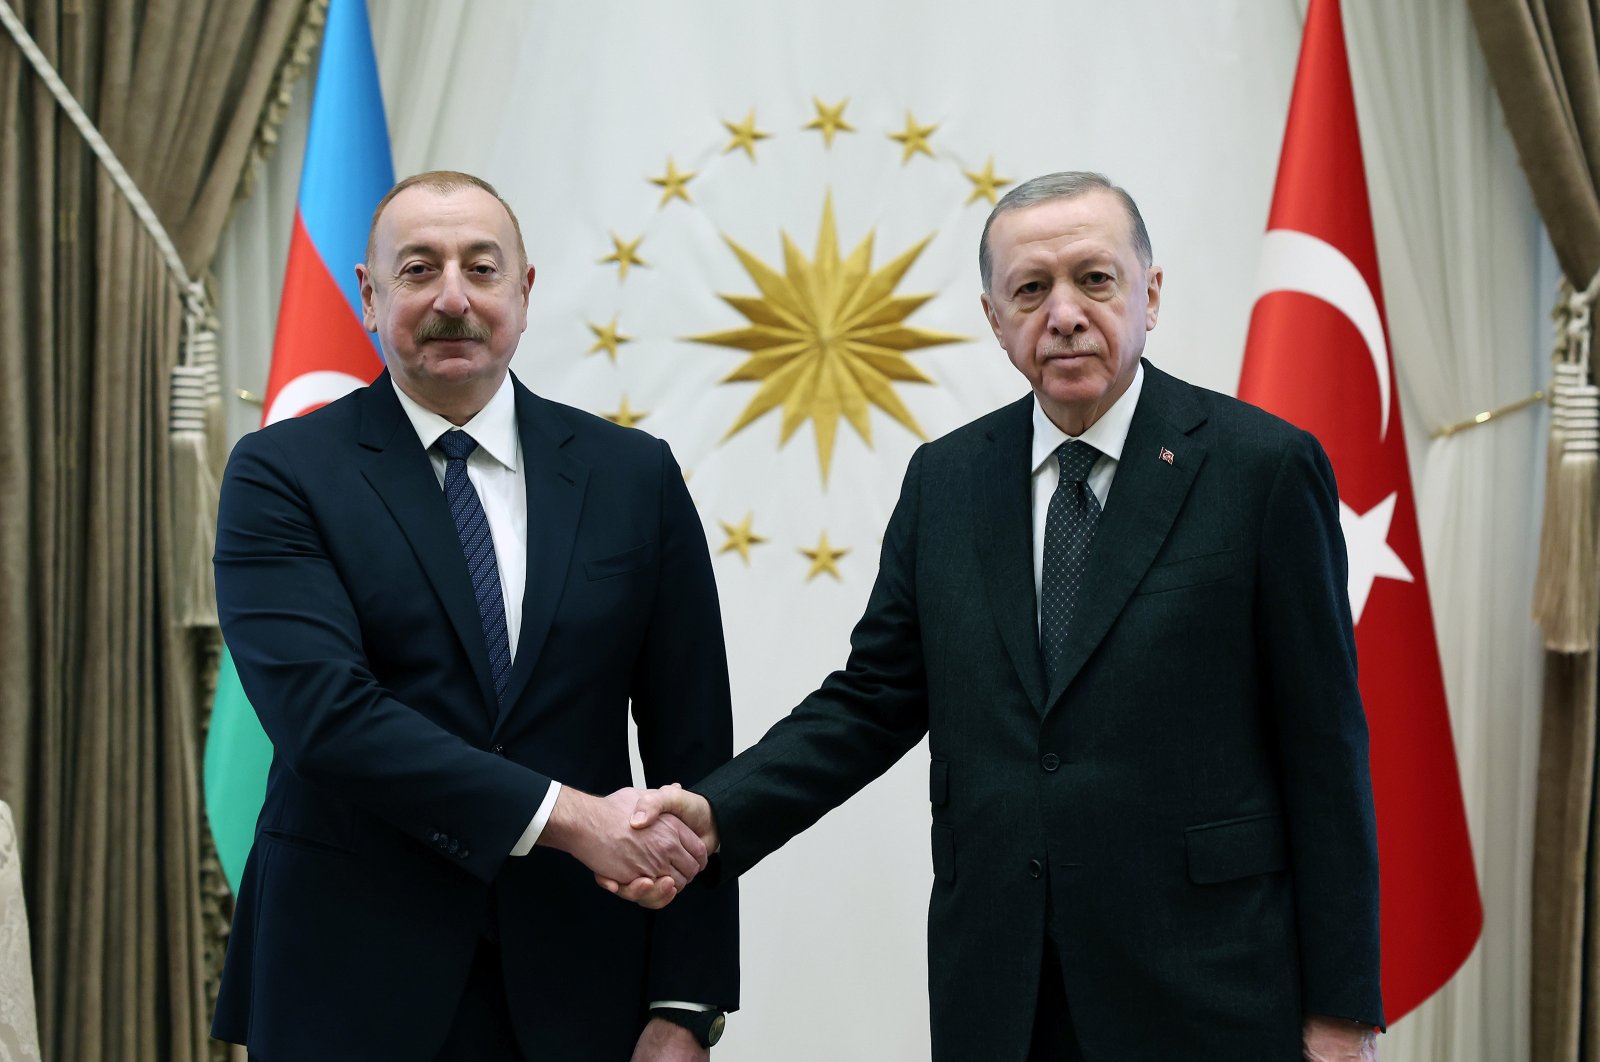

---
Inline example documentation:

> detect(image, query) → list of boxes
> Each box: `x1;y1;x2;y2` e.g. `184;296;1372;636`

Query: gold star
687;192;964;482
800;531;849;582
586;315;632;362
803;97;856;148
887;112;938;164
963;157;1013;206
603;395;648;428
599;233;648;280
718;513;769;564
649;157;697;208
722;110;772;160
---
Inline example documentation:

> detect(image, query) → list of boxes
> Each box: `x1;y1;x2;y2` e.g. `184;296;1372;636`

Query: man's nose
1046;289;1088;334
433;263;471;316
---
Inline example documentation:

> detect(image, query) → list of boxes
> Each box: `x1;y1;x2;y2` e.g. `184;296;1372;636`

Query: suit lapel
1043;363;1210;711
975;396;1047;713
356;374;501;716
494;381;589;723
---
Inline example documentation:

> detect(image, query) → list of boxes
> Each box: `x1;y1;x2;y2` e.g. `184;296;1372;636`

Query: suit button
430;831;443;844
1028;859;1043;878
491;744;505;756
459;847;470;859
1041;753;1060;772
448;839;460;854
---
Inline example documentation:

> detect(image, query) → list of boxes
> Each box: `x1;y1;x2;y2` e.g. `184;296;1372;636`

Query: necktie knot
435;429;479;462
1056;440;1098;484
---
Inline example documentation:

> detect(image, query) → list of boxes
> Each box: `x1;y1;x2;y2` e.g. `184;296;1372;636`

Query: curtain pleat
1466;2;1600;1058
0;1;307;1058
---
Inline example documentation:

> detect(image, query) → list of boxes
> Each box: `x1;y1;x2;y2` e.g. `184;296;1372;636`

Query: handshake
541;783;716;909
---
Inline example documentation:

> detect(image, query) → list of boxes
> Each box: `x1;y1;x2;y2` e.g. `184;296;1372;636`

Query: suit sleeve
214;429;549;885
696;447;933;880
1256;431;1384;1028
630;439;740;1009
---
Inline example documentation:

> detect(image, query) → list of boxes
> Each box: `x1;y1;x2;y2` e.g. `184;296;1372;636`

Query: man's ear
1144;266;1164;331
980;291;1004;348
355;263;378;332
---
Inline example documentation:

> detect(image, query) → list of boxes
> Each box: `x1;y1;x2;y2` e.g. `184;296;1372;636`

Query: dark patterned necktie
1040;440;1102;690
434;430;511;701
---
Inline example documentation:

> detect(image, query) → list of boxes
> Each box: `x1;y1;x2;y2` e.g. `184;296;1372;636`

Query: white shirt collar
1029;361;1145;475
391;373;520;472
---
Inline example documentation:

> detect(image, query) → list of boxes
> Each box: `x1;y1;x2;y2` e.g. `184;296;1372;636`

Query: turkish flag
1237;0;1482;1021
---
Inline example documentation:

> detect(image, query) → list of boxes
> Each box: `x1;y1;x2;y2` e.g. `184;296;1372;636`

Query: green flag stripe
203;646;273;895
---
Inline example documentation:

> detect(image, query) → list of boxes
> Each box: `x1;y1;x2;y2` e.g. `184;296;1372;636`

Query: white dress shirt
1029;363;1145;631
392;376;559;856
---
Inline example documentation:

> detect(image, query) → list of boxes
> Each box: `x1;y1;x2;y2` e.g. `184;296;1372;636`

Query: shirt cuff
509;781;561;856
649;1001;716;1012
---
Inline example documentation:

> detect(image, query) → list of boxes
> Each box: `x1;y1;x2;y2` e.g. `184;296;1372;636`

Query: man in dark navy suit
623;173;1383;1061
212;171;736;1060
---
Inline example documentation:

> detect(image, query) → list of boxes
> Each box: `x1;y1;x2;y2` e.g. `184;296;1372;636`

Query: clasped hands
546;783;715;909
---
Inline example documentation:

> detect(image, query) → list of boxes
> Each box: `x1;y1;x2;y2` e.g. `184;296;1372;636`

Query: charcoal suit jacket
211;371;738;1060
696;360;1381;1060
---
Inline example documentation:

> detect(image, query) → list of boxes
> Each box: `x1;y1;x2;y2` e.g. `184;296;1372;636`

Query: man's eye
1017;281;1045;296
1084;271;1112;285
401;263;431;277
470;263;498;276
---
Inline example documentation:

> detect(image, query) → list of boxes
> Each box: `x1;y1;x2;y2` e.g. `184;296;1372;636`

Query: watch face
706;1012;726;1046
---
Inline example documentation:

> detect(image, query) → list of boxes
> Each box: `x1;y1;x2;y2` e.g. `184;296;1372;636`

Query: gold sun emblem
688;193;964;481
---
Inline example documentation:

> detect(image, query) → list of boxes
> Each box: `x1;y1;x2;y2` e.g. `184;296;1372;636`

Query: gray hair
978;171;1152;292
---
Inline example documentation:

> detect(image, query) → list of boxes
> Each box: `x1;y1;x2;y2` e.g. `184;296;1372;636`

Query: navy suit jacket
697;361;1381;1060
211;372;738;1060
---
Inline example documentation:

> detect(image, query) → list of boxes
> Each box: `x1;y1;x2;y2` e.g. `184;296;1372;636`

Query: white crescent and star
264;370;369;426
1339;493;1413;623
1252;227;1411;624
1254;229;1391;441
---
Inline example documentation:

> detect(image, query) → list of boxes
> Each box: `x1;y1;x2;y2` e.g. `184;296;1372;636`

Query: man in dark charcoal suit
619;172;1383;1060
212;171;736;1061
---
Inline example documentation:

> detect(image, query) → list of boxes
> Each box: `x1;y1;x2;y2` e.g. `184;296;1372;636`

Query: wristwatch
651;1007;727;1048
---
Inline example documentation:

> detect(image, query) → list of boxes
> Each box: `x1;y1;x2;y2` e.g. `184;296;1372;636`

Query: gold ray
853;325;965;351
723;356;812;436
850;367;926;439
692;326;790;353
722;237;806;319
848;294;934;329
722;342;813;379
835;364;875;445
779;358;825;442
781;230;820;316
721;294;796;329
847;345;939;383
814;191;840;291
845;236;935;319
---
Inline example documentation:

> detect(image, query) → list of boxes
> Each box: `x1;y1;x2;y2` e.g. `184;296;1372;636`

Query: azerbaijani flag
204;0;393;894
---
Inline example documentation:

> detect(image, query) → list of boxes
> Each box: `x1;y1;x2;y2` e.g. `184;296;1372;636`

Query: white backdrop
212;2;1548;1058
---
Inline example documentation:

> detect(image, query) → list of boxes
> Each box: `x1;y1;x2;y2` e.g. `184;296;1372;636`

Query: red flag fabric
1237;0;1482;1021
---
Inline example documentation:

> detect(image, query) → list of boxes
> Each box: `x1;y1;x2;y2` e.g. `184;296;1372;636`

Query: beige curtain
0;1;307;1058
1464;1;1600;1059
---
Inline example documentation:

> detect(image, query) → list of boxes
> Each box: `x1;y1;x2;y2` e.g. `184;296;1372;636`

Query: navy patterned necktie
434;430;511;701
1040;440;1102;690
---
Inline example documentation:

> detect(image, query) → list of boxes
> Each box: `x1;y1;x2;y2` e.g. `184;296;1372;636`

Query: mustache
1040;341;1100;357
414;315;490;344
